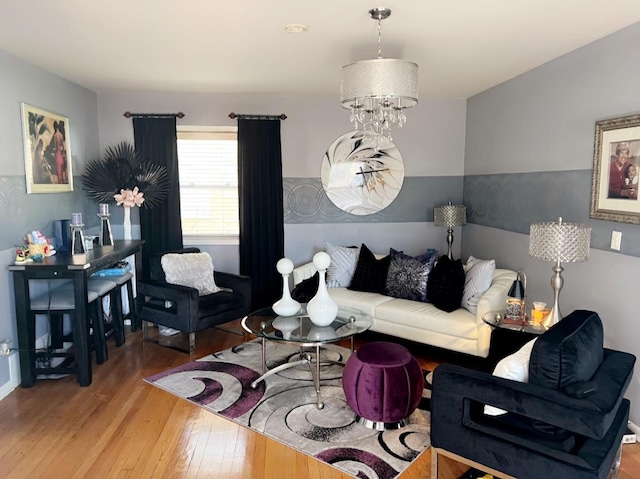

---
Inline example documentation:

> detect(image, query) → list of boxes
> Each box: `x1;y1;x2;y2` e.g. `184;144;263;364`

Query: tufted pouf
342;341;424;430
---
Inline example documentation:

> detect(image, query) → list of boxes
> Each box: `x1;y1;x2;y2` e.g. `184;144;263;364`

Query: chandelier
340;7;419;141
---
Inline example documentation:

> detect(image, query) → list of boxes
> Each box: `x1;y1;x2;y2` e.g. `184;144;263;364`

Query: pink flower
114;186;145;208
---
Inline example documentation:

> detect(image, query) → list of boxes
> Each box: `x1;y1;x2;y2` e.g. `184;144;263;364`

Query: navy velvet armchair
431;310;635;479
137;248;251;351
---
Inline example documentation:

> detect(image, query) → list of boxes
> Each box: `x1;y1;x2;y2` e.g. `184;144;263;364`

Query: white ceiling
2;1;640;99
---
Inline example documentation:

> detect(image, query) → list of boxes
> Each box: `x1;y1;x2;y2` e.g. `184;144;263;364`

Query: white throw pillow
462;256;496;314
484;338;538;416
326;243;360;288
161;252;220;296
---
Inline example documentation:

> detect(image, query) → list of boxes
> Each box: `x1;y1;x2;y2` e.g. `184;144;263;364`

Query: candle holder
97;204;113;246
70;223;85;255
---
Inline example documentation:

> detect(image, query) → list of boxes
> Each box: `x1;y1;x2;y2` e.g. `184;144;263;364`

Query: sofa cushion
327;287;394;317
426;255;465;312
385;248;438;302
161;252;220;296
374;298;479;340
326;243;360;288
462;256;496;315
529;310;604;391
348;244;391;294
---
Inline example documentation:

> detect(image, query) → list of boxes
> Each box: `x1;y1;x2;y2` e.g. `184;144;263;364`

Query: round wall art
321;130;404;215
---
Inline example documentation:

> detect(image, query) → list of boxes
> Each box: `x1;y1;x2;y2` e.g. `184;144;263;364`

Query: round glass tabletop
481;310;546;335
241;304;372;345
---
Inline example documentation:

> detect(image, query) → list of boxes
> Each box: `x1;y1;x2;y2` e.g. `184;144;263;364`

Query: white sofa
293;261;517;358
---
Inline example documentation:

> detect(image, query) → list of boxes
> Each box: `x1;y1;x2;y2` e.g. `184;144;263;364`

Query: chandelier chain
377;18;383;58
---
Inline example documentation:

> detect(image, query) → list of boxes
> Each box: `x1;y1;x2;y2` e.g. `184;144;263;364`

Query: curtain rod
124;111;185;119
229;113;287;121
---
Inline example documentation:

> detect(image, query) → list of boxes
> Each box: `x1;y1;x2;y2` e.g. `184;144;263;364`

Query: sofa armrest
475;269;517;325
293;261;317;286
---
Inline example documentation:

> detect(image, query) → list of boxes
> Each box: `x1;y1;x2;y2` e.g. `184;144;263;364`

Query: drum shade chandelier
340;7;419;141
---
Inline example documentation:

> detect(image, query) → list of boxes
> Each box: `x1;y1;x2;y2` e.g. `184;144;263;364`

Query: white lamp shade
340;59;418;109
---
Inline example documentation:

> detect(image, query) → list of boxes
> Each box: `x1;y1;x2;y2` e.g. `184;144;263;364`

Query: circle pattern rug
145;339;432;479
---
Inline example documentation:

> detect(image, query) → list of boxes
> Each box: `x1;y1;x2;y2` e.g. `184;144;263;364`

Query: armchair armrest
432;349;635;440
137;279;200;329
214;271;251;312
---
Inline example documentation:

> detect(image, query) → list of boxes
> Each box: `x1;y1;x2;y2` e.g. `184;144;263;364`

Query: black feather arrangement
82;141;169;209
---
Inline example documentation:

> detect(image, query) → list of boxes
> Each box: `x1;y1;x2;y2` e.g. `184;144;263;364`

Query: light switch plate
611;231;622;251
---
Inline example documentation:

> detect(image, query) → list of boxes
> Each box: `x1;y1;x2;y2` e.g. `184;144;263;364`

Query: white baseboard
0;353;20;401
628;421;640;435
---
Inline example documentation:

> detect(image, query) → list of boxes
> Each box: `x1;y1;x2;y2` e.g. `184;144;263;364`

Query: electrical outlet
0;339;11;356
611;231;622;251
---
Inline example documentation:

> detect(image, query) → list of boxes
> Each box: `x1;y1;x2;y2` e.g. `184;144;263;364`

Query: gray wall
0;50;100;395
96;92;467;269
462;22;640;425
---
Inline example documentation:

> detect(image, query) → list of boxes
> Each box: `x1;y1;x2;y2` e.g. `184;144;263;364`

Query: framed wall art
21;103;73;193
590;113;640;224
320;130;404;215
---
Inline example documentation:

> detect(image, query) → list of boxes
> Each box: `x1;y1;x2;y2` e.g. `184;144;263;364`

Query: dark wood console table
9;240;143;387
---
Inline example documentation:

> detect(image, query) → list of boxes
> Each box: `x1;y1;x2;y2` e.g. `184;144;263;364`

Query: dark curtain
238;119;284;309
133;117;183;278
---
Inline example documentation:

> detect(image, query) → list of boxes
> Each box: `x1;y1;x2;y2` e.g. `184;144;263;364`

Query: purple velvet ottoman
342;341;424;430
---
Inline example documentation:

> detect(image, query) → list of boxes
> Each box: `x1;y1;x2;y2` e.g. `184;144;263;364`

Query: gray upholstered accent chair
431;310;635;479
137;248;251;351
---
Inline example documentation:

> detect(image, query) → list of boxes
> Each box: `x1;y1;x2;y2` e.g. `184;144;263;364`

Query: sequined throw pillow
385;249;438;302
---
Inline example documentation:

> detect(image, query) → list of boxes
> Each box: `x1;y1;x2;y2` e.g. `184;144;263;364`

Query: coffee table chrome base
252;342;325;409
356;416;408;431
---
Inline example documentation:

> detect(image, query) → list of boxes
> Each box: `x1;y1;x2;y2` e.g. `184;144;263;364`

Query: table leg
72;272;92;386
251;357;310;388
261;337;266;374
12;272;36;387
313;343;324;409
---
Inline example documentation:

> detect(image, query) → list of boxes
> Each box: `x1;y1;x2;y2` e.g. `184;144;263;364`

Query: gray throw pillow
326;243;360;288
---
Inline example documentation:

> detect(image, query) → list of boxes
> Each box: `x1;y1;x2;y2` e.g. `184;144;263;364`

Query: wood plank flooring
0;319;638;478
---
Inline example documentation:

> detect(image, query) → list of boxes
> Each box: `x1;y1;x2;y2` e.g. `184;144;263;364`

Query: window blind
177;131;238;239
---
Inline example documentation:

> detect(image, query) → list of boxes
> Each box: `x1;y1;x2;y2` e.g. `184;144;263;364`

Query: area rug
145;339;432;479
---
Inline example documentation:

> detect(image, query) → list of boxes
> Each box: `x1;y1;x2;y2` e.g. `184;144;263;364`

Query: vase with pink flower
114;186;145;240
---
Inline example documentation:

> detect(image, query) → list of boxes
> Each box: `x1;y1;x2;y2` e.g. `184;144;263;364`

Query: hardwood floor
0;319;638;478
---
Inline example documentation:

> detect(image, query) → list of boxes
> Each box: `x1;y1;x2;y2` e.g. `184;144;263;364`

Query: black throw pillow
348;244;391;294
426;255;465;312
291;272;319;303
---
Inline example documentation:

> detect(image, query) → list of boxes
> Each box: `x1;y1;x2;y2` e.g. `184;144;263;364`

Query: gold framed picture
590;113;640;224
21;103;73;193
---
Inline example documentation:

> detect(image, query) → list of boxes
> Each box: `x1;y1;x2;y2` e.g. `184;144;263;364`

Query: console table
9;240;143;387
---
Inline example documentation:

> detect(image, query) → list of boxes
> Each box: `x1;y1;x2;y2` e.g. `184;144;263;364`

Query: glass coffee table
241;304;372;408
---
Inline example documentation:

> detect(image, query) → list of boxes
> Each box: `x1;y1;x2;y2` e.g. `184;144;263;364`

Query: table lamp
506;271;526;320
528;217;591;329
434;202;466;259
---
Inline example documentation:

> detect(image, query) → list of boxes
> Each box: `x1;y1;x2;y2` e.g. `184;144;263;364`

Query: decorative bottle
272;258;301;317
307;252;338;327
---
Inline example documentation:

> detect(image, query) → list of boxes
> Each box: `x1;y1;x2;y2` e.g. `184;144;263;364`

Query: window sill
183;236;239;246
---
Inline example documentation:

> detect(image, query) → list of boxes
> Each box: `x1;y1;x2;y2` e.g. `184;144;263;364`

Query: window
177;127;238;244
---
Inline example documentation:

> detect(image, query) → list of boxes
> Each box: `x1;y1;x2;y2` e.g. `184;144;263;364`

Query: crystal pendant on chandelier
340;7;418;142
